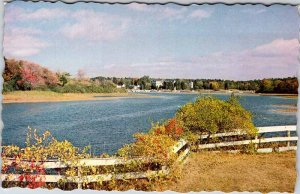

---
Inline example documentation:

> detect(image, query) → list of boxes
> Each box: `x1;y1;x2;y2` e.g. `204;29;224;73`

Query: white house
116;84;126;88
133;85;141;90
189;81;194;89
151;80;163;89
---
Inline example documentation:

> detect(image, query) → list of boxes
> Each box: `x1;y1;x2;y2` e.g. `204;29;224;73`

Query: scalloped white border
0;1;299;194
2;0;300;5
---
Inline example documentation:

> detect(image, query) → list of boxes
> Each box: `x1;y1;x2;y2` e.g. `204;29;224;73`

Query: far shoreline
2;91;159;104
2;90;298;104
132;89;298;98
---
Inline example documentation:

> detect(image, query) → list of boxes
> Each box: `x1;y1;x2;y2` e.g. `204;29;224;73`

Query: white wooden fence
1;125;297;187
1;139;189;188
198;125;297;153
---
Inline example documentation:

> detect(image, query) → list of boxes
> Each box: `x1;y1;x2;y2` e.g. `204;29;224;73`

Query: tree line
93;76;298;94
3;58;298;94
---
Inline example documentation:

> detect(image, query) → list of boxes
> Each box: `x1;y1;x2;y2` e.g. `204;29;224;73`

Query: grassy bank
2;91;156;103
159;151;296;193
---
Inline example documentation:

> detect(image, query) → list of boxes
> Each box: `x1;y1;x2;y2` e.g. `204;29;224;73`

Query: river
2;93;297;155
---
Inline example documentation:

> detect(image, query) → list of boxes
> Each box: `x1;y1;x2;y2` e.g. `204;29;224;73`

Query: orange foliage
153;118;183;140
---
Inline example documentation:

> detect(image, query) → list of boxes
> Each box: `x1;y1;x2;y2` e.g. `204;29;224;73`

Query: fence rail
198;125;297;152
1;139;189;187
1;169;170;183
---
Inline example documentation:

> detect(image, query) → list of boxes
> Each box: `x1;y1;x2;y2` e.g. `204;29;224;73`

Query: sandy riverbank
259;93;298;99
272;103;297;113
2;91;158;104
2;90;298;103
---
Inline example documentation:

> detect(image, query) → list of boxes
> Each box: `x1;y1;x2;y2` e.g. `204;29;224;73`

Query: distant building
189;81;194;89
151;80;163;89
133;85;141;90
117;84;126;88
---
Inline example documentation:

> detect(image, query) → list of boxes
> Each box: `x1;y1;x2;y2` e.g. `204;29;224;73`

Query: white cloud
252;39;298;58
9;27;42;35
126;3;148;11
187;38;299;79
21;8;68;20
159;7;187;20
5;7;130;42
127;3;212;21
241;8;266;15
188;9;212;20
5;7;68;22
90;38;298;80
4;27;49;58
61;10;130;41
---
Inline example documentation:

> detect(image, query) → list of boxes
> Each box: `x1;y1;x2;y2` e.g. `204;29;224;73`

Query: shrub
118;133;177;166
2;127;178;190
3;81;15;93
48;80;123;93
1;128;91;189
176;95;257;137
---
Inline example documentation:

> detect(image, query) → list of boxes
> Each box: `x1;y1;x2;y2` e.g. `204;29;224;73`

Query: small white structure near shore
151;80;163;89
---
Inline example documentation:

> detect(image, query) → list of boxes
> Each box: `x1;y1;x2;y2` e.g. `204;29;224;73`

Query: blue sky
4;2;299;80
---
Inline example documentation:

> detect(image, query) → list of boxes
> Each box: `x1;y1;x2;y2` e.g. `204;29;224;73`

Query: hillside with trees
3;58;125;93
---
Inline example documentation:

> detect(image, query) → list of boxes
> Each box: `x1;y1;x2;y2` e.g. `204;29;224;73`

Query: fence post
254;135;258;150
78;166;82;189
287;130;291;148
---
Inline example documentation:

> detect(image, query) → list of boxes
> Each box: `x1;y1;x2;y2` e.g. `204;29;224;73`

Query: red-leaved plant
153;118;183;140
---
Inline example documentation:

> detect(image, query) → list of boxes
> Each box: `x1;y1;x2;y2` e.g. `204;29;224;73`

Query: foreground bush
118;133;178;166
2;127;181;191
1;128;91;189
149;118;184;140
176;95;257;137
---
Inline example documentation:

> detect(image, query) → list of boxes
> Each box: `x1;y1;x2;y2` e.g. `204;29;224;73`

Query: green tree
194;80;204;90
138;76;151;90
260;79;274;93
210;81;219;90
176;95;257;137
181;81;187;90
164;81;174;90
173;80;180;90
58;72;70;87
224;82;229;90
249;81;259;91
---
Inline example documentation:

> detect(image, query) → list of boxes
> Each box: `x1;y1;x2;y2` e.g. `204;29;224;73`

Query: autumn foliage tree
3;58;122;93
3;58;59;91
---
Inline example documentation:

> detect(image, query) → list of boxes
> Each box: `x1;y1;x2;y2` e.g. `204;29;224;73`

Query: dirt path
160;151;296;193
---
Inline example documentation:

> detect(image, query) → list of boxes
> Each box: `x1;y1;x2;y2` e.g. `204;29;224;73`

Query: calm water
2;93;297;155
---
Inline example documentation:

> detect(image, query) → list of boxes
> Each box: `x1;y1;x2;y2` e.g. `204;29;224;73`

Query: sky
4;2;299;80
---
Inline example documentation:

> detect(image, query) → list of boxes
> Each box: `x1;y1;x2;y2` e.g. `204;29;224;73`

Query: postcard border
0;1;299;194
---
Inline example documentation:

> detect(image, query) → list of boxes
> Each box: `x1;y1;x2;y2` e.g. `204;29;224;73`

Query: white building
151;80;163;89
133;85;141;90
189;81;194;89
116;84;126;88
